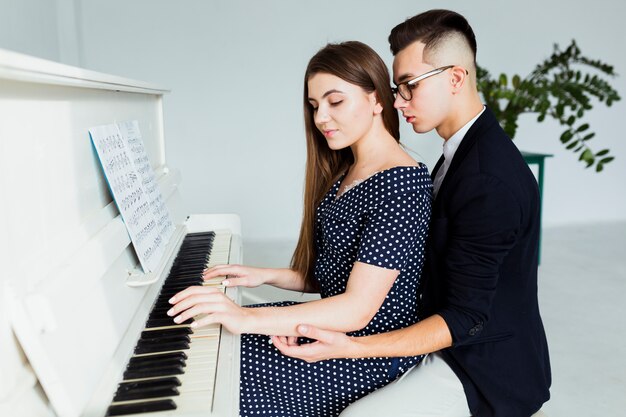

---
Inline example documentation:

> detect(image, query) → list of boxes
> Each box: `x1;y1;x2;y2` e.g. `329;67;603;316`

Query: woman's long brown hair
290;41;400;291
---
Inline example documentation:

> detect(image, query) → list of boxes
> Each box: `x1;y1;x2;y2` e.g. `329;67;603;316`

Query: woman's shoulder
375;163;431;181
367;164;432;196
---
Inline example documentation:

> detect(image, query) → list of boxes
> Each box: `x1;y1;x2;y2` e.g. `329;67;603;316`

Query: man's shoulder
469;122;529;180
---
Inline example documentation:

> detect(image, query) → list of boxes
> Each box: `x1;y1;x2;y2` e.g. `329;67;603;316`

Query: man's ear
451;66;468;93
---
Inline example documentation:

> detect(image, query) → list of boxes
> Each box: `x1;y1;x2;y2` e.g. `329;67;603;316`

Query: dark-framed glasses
392;65;466;101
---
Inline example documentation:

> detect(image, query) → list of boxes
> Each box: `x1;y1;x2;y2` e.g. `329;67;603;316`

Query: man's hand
271;324;359;362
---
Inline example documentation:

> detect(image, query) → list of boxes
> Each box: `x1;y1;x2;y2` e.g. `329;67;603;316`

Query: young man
273;9;551;417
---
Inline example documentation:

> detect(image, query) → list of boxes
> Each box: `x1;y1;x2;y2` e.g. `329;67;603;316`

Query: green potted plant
477;40;620;172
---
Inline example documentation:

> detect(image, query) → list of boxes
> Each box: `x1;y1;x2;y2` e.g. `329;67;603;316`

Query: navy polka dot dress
240;165;433;417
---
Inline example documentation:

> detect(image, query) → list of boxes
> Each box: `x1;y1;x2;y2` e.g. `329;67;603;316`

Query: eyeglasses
392;65;467;101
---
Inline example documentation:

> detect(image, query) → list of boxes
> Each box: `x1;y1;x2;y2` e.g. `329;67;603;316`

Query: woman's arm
244;262;398;335
176;187;429;336
202;264;316;292
168;261;398;336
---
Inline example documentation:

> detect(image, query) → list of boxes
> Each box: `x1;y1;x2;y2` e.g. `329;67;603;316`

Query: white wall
0;0;61;61
2;0;625;242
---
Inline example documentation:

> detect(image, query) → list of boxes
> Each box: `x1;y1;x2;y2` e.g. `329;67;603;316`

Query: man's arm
272;314;451;362
275;173;525;360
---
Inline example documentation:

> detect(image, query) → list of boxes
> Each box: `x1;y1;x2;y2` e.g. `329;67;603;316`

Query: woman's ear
372;92;384;115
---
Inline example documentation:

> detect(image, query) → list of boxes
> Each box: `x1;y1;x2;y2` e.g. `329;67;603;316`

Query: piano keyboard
105;230;232;416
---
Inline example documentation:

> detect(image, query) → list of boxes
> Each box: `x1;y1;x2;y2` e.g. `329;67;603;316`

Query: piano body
0;48;241;417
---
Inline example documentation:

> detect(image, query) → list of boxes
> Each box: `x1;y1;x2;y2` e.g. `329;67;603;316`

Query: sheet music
117;120;174;246
89;122;173;273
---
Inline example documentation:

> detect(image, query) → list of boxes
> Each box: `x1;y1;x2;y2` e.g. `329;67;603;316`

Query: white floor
538;222;626;417
243;221;626;416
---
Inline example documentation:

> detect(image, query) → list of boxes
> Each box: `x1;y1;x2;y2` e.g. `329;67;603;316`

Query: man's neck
437;98;484;141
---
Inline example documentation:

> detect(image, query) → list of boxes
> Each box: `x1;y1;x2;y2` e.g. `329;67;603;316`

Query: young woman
167;41;432;416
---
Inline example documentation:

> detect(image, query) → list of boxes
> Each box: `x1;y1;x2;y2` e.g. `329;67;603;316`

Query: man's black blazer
423;107;551;416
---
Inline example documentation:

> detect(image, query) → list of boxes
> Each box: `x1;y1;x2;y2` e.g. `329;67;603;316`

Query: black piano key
128;352;187;366
163;274;203;282
117;377;181;393
106;399;176;416
137;333;190;344
157;286;202;297
113;386;179;402
162;280;204;288
134;340;189;354
174;259;207;265
149;304;180;313
176;256;209;262
145;317;192;328
140;328;192;339
175;257;210;263
172;253;210;261
123;364;184;380
167;264;207;272
147;306;174;316
185;231;215;237
165;274;205;282
146;313;175;322
163;274;202;283
146;314;183;324
151;298;193;311
172;255;208;263
126;357;185;371
135;339;190;352
137;334;189;345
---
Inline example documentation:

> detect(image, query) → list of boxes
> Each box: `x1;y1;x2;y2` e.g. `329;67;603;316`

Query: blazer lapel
431;154;445;181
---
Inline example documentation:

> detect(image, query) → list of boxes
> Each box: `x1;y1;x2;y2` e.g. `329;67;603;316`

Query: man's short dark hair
388;9;477;62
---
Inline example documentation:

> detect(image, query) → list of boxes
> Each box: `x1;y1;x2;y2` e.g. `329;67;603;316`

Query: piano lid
0;48;169;94
0;47;186;417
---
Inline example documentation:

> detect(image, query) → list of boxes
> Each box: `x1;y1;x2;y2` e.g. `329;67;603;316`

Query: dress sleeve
356;189;431;271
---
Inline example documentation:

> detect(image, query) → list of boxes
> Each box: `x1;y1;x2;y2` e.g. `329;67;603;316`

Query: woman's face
307;73;380;150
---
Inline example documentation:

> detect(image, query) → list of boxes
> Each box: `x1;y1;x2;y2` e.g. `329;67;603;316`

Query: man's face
392;41;452;134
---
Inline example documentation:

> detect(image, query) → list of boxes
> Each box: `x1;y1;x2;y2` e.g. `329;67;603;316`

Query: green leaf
560;130;574;143
596;163;604;172
579;149;594;167
512;75;521;88
582;132;595;141
566;115;576;126
556;104;564;118
599;156;615;164
566;140;579;150
596;149;609;156
576;123;590;132
499;73;508;87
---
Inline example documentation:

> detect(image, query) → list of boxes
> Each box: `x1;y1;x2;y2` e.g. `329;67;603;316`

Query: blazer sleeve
437;173;522;346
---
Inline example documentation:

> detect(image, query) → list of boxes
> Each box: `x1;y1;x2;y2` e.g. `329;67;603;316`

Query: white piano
0;49;241;417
